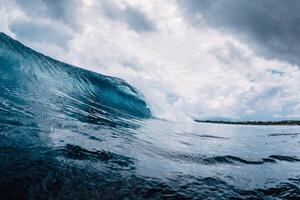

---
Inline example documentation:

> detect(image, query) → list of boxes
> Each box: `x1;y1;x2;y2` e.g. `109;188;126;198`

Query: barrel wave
1;32;300;199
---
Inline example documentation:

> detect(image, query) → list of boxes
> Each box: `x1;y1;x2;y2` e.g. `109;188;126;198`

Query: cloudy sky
1;0;300;121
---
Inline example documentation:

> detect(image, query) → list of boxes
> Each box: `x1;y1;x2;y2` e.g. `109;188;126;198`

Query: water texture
0;33;300;199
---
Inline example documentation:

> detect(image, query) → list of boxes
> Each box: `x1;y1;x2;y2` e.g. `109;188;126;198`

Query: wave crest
0;33;151;127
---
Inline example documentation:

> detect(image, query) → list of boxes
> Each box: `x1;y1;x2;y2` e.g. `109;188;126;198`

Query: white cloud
1;0;300;121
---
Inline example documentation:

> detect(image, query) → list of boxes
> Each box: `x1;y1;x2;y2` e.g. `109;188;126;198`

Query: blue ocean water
0;32;300;199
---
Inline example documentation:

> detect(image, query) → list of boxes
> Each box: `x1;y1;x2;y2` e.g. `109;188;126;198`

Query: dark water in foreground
1;118;300;199
1;32;300;199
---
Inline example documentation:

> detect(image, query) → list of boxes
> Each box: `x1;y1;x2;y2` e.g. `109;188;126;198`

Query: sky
1;0;300;121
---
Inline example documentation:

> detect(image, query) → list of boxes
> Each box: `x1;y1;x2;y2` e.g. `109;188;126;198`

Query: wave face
1;33;300;199
0;33;151;126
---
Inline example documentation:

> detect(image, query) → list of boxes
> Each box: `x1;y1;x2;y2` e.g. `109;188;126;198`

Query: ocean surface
1;32;300;199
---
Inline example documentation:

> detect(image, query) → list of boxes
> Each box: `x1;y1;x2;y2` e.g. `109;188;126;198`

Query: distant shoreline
195;120;300;126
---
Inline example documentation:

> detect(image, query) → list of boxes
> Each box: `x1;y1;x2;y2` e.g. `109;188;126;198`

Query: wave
202;155;277;165
269;155;300;162
188;133;229;139
172;132;229;139
1;32;300;199
165;152;300;165
0;33;151;127
61;144;135;168
203;155;300;164
268;133;300;137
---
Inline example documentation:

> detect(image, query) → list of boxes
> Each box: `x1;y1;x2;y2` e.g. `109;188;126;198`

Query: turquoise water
1;33;300;199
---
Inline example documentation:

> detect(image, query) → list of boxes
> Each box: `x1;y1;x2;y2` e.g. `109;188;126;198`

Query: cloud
177;0;300;65
1;0;300;121
14;0;82;31
9;17;73;49
100;1;156;32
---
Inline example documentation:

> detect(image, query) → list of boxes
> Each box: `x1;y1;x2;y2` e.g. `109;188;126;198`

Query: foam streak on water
1;33;300;199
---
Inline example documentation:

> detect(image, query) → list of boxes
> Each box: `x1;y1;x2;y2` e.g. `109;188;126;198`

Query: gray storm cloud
6;0;82;50
100;1;156;32
9;18;72;49
178;0;300;66
1;0;300;121
14;0;82;31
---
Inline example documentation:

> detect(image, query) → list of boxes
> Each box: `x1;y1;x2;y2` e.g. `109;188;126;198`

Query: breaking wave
0;32;151;128
1;32;300;199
